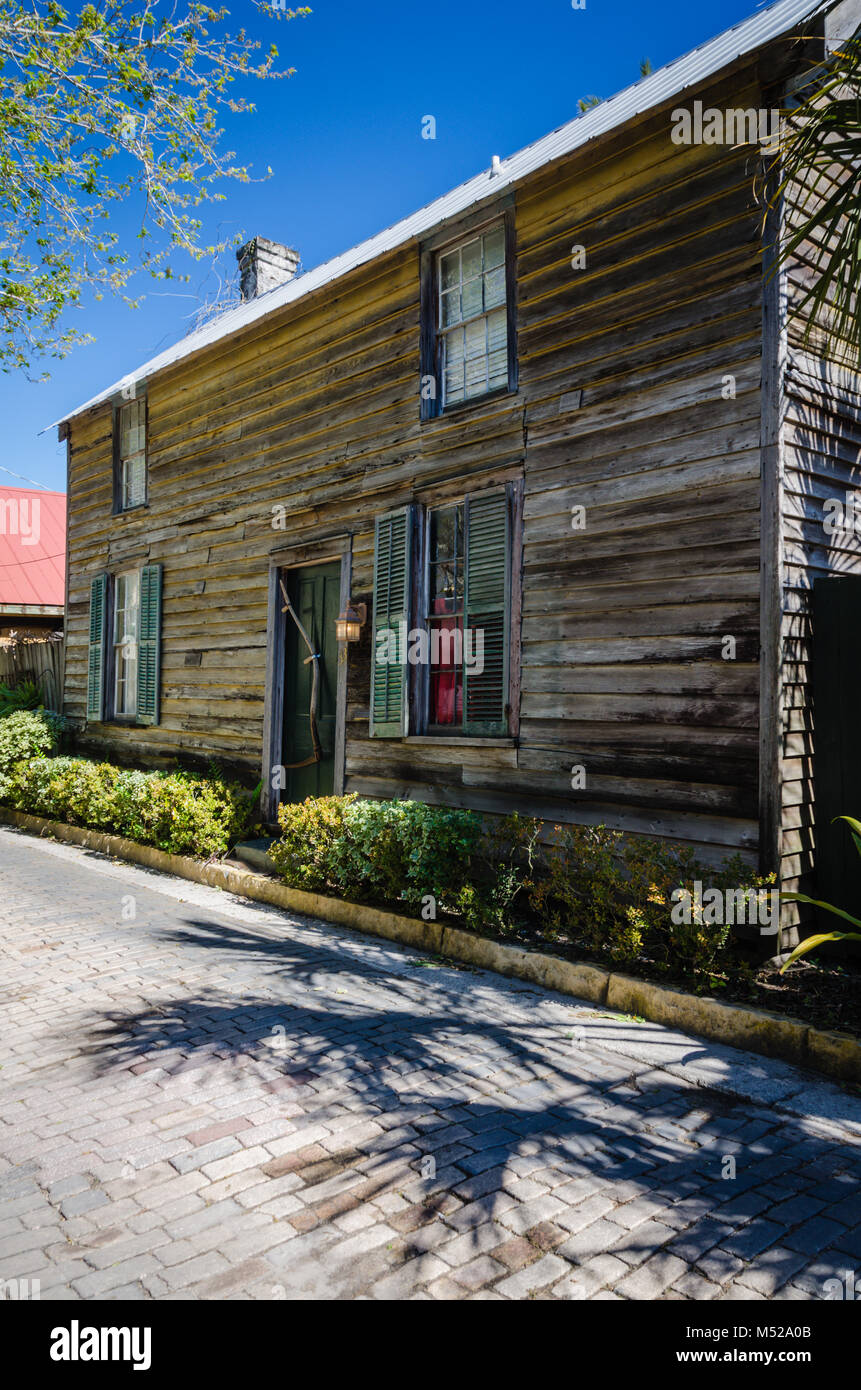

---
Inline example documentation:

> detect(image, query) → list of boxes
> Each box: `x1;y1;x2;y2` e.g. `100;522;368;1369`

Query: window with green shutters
87;573;108;722
371;509;413;737
86;566;162;727
137;564;162;726
370;487;514;739
462;490;510;734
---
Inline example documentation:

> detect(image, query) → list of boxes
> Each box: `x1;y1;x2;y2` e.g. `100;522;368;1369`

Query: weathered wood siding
65;60;772;864
778;169;861;910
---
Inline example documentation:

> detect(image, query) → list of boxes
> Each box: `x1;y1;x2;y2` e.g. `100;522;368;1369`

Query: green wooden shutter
464;489;510;734
137;563;163;726
86;573;108;722
371;509;412;737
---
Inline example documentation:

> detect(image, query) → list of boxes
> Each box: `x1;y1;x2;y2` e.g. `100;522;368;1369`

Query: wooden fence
0;639;64;711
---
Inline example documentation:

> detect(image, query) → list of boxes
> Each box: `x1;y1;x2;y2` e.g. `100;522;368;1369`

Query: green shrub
0;678;44;718
0;709;57;789
0;753;257;858
270;795;483;909
455;812;541;933
267;796;773;982
268;795;350;893
340;798;482;908
528;823;772;979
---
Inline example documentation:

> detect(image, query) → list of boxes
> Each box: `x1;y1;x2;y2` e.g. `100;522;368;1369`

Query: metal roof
0;488;66;609
56;0;830;429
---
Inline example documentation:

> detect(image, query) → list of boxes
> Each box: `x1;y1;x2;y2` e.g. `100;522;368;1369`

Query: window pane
487;305;507;349
487;308;508;390
461;238;481;280
120;399;144;456
124;453;146;508
114;575;126;639
487;354;508;392
484;264;506;310
430;505;456;562
461;276;482;320
464;318;487;360
119;400;146;511
440;249;460;291
466;361;489;398
428;616;463;726
114;570;140;717
440;287;461;329
444;363;464;404
443;328;465;404
483;226;505;269
429;504;464;608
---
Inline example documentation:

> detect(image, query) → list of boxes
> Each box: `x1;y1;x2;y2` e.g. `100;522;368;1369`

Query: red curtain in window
429;600;462;725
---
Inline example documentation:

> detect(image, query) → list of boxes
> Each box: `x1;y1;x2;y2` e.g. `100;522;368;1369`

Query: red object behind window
429;605;462;725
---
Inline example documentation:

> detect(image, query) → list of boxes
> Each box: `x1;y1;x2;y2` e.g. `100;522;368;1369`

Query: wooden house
55;0;861;923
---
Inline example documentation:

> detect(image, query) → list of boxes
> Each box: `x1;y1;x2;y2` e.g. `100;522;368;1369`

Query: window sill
404;735;515;747
421;385;518;423
112;502;149;517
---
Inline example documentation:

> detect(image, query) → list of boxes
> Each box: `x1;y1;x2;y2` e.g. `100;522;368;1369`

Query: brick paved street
1;824;859;1301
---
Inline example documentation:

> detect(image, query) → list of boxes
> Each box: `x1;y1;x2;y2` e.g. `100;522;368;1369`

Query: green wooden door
282;562;341;803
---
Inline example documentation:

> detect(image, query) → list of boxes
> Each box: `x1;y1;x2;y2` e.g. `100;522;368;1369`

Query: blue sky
1;0;763;491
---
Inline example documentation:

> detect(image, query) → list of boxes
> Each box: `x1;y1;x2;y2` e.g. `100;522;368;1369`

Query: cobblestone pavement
1;825;860;1302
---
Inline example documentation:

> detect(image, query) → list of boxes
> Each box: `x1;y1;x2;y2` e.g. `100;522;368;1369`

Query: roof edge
52;0;835;432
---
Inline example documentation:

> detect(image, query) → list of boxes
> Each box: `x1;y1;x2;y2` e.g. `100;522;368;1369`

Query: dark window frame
407;480;523;738
419;199;518;421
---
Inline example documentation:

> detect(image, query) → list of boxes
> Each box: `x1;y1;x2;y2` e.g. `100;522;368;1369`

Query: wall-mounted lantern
335;601;367;643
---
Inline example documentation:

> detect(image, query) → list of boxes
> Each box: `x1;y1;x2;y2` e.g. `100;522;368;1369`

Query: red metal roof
0;487;66;609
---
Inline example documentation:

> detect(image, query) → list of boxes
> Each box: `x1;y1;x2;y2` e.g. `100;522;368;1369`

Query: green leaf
779;929;861;973
781;890;861;932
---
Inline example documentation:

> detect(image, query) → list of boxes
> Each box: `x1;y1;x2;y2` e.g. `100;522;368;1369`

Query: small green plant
270;795;484;911
0;678;43;717
271;795;517;911
780;815;861;972
0;709;56;789
268;798;772;983
527;824;770;979
0;748;257;858
456;812;541;933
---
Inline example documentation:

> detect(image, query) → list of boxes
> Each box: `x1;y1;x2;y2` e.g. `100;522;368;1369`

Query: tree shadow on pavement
75;912;861;1293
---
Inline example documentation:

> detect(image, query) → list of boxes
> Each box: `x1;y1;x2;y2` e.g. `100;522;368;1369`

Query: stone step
234;838;278;875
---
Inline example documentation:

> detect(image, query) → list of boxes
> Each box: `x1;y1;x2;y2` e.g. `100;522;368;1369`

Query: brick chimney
236;237;300;301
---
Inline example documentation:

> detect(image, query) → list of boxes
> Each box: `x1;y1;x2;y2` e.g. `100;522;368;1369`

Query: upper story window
420;208;516;419
116;397;147;511
438;227;508;407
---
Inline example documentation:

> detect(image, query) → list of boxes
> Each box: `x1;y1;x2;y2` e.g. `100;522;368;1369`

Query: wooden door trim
261;545;352;822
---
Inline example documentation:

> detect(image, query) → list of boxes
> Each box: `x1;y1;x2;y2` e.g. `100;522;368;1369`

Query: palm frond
763;29;861;362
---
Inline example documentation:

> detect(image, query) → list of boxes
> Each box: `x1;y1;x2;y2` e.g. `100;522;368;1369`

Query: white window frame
117;398;147;511
436;224;508;409
113;569;140;718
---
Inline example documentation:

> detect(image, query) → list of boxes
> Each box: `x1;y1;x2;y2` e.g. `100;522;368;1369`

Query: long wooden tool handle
279;579;323;768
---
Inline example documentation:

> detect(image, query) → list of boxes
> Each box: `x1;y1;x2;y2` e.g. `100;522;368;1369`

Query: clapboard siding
779;353;861;905
767;125;861;913
65;59;777;860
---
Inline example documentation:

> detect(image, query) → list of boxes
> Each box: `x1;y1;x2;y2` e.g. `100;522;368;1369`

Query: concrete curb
2;806;859;1087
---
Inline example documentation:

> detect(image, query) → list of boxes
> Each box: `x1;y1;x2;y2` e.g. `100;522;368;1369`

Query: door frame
262;537;352;823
